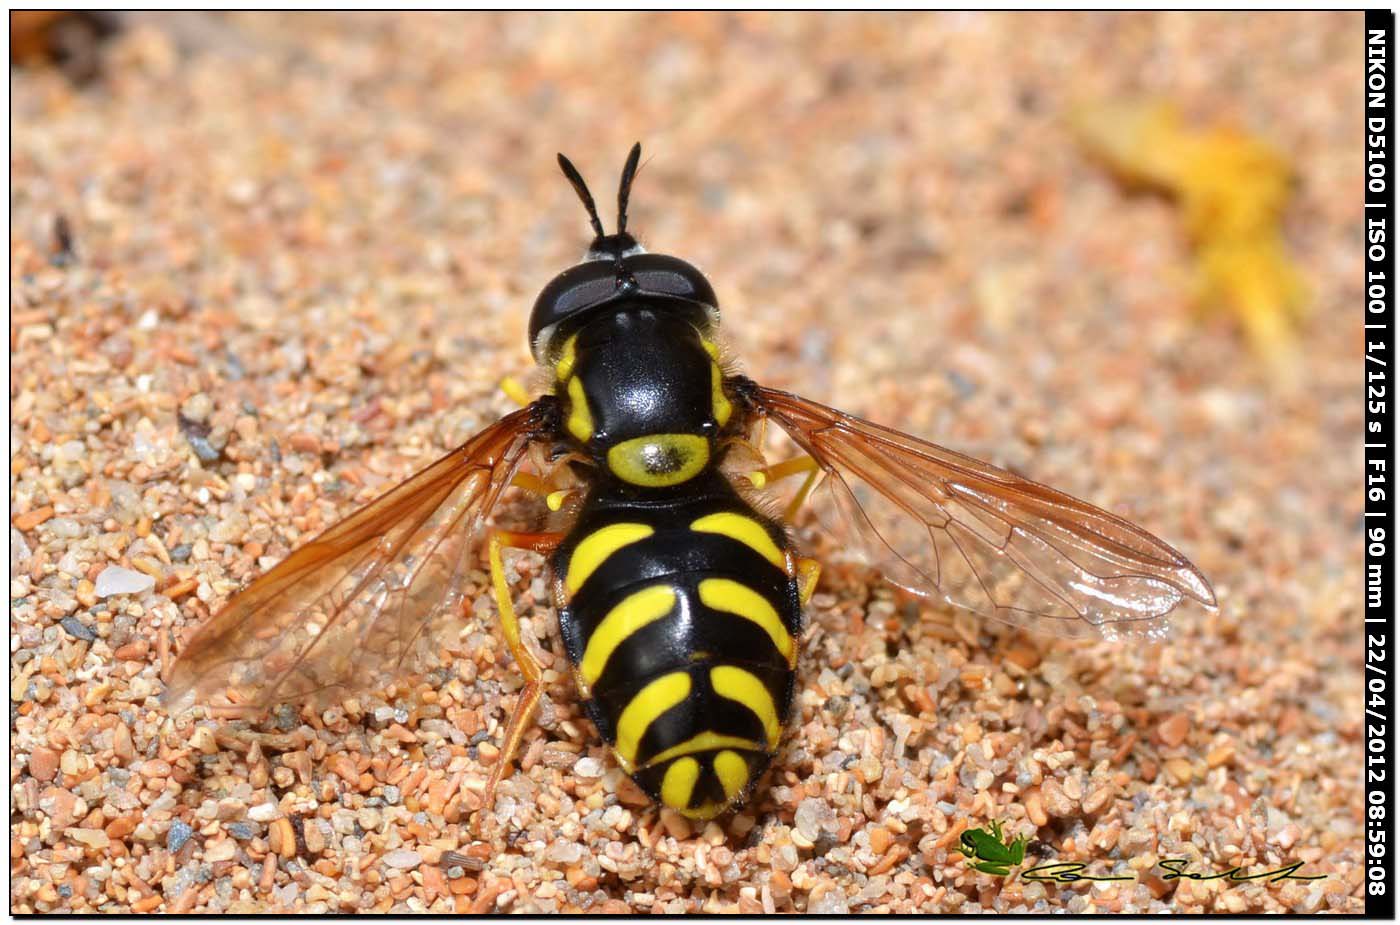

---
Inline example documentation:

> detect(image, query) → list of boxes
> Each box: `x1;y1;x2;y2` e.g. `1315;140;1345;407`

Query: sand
10;12;1364;913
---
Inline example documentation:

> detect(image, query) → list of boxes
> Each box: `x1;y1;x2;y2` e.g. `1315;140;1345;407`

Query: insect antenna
556;152;606;239
616;141;643;236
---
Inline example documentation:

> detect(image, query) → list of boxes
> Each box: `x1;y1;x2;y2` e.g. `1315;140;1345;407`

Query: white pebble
94;565;155;598
247;802;280;823
545;841;583;864
573;756;604;778
382;848;422;869
809;890;850;914
794;797;835;841
11;529;31;571
180;392;213;423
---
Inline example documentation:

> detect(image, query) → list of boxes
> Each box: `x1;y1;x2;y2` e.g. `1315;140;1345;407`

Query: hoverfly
164;144;1215;828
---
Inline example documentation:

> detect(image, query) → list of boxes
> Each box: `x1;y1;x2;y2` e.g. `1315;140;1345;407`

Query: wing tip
1179;568;1218;610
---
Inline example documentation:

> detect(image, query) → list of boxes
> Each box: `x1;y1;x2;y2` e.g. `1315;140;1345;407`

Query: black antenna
616;142;643;236
556;152;606;239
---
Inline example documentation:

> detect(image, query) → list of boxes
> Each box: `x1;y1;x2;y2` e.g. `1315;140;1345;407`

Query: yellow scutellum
1071;100;1308;373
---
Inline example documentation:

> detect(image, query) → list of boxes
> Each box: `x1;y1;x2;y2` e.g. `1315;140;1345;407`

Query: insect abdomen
554;483;800;820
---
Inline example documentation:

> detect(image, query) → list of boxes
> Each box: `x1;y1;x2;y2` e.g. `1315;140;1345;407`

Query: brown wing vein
747;384;1214;641
257;471;487;704
162;403;544;712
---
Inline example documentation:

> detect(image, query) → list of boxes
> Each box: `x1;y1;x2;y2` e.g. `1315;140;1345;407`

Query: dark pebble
273;704;297;731
167;819;193;852
170;544;192;562
60;615;97;642
945;369;979;399
178;413;222;463
227;821;257;841
441;849;483;871
185;433;222;464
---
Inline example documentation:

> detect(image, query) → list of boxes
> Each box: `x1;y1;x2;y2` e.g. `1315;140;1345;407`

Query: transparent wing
161;402;548;713
746;384;1215;640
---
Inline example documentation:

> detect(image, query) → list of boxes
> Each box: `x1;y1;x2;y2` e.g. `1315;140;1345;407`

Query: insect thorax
546;306;732;489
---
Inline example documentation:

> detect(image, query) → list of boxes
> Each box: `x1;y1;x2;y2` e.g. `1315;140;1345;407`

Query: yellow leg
510;472;552;497
512;472;577;512
513;455;588;512
475;529;562;838
795;556;821;605
500;376;533;408
761;455;821;520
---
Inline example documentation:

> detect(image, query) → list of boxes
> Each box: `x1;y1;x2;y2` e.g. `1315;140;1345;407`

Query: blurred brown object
10;11;120;83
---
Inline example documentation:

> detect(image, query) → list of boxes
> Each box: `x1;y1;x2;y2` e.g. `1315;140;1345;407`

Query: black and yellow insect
164;144;1216;829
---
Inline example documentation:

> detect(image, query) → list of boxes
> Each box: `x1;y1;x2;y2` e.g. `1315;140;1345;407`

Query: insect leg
475;528;563;837
795;556;821;605
761;455;821;520
499;376;533;408
509;471;552;497
512;451;590;511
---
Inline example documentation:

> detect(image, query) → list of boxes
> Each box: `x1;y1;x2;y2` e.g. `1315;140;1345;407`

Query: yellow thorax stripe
580;585;676;686
713;749;749;802
660;756;700;813
709;665;781;748
555;333;579;380
690;512;784;568
710;362;732;427
640;730;765;769
615;671;691;766
565;522;653;594
565;377;593;442
698;578;795;666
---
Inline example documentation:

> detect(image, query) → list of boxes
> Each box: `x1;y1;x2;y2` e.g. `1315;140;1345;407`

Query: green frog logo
956;820;1028;877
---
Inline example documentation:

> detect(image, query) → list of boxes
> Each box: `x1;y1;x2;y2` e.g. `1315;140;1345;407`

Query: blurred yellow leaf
1071;100;1307;370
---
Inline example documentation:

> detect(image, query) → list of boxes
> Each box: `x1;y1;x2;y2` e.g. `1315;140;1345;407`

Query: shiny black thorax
567;307;717;449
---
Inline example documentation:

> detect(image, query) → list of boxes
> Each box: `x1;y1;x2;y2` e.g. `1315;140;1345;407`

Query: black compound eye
535;265;614;324
528;252;719;361
528;262;617;352
626;254;717;307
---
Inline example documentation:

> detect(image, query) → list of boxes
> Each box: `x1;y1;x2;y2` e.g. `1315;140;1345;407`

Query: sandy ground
10;12;1365;913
